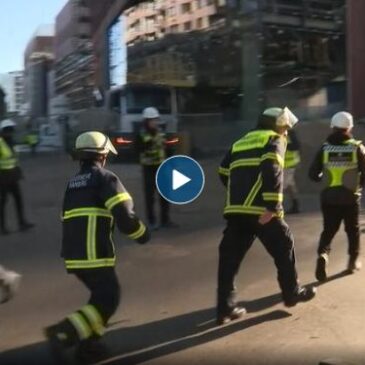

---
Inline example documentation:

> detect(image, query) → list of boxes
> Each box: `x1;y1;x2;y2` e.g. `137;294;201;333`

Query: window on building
181;2;192;13
146;16;155;33
168;6;177;16
197;18;203;28
184;22;192;31
196;0;206;8
171;25;179;33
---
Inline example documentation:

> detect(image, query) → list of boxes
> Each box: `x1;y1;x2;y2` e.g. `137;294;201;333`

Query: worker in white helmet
309;111;365;282
0;119;34;235
136;107;177;230
217;107;316;325
44;131;150;363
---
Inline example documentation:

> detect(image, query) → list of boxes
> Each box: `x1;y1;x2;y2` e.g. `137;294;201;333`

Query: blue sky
0;0;67;73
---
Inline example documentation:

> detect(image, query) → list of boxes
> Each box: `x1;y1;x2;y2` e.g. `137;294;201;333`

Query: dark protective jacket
309;131;365;205
61;161;149;271
219;129;286;218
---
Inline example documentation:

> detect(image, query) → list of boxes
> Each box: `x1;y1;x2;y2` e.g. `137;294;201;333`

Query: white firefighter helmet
75;131;117;155
143;107;160;119
0;119;16;130
331;111;353;129
262;107;298;129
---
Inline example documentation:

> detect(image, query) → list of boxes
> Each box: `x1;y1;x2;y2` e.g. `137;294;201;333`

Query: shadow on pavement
309;270;352;288
240;270;352;314
0;306;291;365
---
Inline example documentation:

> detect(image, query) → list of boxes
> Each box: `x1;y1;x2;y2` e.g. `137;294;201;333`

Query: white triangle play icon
172;169;191;191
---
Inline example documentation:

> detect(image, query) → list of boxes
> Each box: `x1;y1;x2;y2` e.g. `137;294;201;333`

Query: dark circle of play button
156;155;205;205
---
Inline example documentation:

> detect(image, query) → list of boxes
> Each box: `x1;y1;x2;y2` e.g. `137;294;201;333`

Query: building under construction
63;0;346;120
54;0;95;110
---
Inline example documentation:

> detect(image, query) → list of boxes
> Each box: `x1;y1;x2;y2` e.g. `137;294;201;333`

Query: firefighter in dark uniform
216;107;316;325
0;119;34;235
44;131;150;363
284;129;301;214
137;107;176;230
309;111;365;282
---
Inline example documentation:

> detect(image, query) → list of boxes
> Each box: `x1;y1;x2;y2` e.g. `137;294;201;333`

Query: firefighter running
216;107;316;325
44;131;150;363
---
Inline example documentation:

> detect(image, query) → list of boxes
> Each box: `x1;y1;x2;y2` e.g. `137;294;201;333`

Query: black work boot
287;199;300;214
44;323;76;364
283;286;317;307
347;256;362;274
315;253;329;282
216;306;246;326
75;338;109;364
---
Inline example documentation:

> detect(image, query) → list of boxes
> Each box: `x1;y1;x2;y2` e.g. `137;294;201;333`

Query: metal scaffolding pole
241;0;264;130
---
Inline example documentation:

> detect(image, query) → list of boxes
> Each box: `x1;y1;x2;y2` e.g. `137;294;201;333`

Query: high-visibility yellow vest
0;137;17;170
323;139;361;192
25;134;38;146
284;135;300;168
140;132;165;166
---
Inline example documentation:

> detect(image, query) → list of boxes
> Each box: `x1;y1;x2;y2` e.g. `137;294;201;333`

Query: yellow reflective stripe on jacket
128;222;146;240
68;313;92;340
80;305;105;336
224;205;284;218
243;174;262;207
87;215;97;260
63;207;112;220
263;192;284;202
218;167;229;176
261;152;284;168
284;150;300;168
232;130;279;153
105;192;132;211
65;258;116;269
224;205;265;215
230;158;261;169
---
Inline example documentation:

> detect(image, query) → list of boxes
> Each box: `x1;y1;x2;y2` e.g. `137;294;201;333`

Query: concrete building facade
24;25;55;120
0;71;25;114
54;0;94;110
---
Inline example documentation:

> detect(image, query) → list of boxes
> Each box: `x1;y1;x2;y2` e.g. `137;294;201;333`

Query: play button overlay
156;155;205;205
173;169;191;190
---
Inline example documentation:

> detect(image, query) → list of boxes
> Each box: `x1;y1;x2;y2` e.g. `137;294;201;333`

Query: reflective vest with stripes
0;137;17;170
62;163;147;270
139;132;166;166
284;135;300;169
218;129;286;217
322;139;361;193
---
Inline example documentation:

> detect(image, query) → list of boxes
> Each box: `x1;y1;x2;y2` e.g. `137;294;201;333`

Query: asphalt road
0;154;365;365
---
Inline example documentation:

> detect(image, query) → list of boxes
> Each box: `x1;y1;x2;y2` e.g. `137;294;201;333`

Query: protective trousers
142;165;169;225
58;268;121;345
217;216;299;315
318;203;360;258
0;182;25;231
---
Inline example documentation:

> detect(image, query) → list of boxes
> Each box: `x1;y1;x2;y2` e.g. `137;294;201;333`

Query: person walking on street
284;129;301;214
216;107;316;325
44;131;150;363
0;119;34;235
309;112;365;282
136;107;177;230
